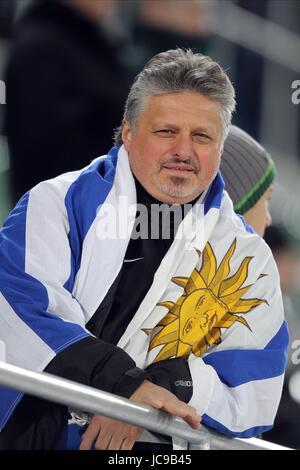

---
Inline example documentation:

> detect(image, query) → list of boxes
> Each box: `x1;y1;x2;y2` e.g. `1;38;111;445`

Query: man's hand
79;415;142;450
79;380;201;450
130;380;201;430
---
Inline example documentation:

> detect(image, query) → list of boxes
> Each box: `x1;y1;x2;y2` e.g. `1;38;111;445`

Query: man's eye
194;133;211;141
155;129;174;136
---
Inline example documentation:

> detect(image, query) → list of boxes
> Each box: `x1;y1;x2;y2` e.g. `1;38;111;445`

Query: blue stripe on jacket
0;149;119;429
201;321;288;437
1;190;89;352
63;147;119;292
204;171;224;214
203;321;288;387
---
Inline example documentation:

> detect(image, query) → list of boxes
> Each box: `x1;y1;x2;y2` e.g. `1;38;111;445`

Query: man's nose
172;135;194;159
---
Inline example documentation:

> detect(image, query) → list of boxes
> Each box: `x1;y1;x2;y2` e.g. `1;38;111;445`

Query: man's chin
158;182;198;202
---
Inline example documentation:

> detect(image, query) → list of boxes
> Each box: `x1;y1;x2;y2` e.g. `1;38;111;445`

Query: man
0;49;288;450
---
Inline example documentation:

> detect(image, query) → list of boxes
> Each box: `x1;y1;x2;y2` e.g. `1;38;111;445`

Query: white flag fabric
0;146;288;440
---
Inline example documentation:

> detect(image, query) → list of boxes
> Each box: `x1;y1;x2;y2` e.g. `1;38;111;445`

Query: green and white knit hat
220;126;276;215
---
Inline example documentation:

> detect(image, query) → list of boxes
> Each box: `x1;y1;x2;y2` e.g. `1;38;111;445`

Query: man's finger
185;414;202;429
121;437;136;450
107;433;125;450
95;429;113;450
79;421;100;450
160;401;201;428
174;406;201;429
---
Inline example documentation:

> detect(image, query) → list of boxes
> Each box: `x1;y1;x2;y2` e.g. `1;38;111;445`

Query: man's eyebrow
152;123;214;133
151;123;178;129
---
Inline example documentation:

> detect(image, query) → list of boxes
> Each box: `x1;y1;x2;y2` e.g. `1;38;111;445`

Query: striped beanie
220;125;276;215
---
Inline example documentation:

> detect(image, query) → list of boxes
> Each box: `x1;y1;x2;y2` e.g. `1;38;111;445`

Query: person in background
221;128;300;448
220;125;275;237
264;225;300;449
5;0;129;202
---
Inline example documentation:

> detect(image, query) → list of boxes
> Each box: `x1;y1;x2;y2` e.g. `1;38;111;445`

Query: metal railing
0;361;291;450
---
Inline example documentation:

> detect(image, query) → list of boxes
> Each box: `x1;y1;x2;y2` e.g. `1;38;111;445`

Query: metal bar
0;361;207;445
0;362;291;450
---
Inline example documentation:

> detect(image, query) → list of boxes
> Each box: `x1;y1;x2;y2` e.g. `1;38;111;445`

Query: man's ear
219;146;224;158
122;120;132;152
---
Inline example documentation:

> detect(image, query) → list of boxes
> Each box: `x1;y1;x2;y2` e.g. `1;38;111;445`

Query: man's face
122;91;224;204
244;185;274;237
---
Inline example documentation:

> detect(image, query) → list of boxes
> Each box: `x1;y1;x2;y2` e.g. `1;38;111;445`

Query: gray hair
114;48;236;146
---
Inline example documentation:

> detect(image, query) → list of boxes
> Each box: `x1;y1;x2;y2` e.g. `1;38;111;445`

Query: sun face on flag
143;239;268;362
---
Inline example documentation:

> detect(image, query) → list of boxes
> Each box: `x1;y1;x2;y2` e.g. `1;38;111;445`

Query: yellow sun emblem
144;238;267;362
